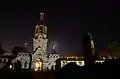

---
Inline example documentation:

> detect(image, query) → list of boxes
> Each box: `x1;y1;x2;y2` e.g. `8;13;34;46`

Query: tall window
24;62;27;68
0;59;2;63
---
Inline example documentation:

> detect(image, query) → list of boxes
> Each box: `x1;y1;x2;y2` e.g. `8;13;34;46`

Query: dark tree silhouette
11;46;23;56
57;62;80;79
107;41;120;56
14;60;22;71
23;47;29;53
94;50;100;59
0;43;5;55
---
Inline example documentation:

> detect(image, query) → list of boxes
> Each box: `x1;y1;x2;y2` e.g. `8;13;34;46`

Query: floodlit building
0;12;60;71
0;52;15;69
0;12;113;71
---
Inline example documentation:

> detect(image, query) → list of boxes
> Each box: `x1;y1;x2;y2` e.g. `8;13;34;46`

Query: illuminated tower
82;32;95;65
32;12;48;70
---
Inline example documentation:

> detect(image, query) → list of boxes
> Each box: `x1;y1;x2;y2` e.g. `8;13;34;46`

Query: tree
107;41;120;56
14;60;22;71
0;43;5;55
94;50;100;59
11;46;23;56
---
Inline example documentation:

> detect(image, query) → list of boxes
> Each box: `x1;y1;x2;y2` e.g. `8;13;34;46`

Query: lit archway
34;58;43;71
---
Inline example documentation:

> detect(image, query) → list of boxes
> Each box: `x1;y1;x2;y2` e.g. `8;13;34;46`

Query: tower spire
39;12;44;24
40;12;44;20
23;40;28;52
51;44;57;54
24;40;28;48
52;44;55;50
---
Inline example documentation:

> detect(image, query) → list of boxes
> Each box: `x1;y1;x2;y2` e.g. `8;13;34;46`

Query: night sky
0;1;120;55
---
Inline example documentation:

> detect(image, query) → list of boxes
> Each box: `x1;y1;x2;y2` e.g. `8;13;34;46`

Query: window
24;62;27;68
63;61;66;65
0;59;2;63
40;26;43;33
3;59;6;63
19;54;21;56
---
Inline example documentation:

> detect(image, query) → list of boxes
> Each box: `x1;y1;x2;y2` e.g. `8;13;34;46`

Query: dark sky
0;0;120;55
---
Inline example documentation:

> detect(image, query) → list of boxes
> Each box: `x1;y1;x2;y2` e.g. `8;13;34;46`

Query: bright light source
9;65;12;68
76;57;78;59
35;62;40;68
35;61;42;71
103;57;105;59
95;60;105;64
35;69;37;71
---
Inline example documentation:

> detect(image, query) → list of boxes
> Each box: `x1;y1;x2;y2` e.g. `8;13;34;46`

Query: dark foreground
0;59;120;79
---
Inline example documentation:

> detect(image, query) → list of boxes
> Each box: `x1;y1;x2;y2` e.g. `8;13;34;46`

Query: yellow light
39;62;42;70
35;62;40;68
35;69;37;71
35;61;42;71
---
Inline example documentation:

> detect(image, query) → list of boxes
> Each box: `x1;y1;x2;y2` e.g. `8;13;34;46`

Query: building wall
0;58;8;69
61;60;84;68
13;53;30;69
56;58;105;69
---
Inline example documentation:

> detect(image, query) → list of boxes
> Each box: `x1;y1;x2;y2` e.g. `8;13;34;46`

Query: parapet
48;54;60;58
17;52;30;57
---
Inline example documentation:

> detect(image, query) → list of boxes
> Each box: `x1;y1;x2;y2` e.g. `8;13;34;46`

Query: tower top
40;12;44;21
33;12;45;25
51;44;57;54
34;12;46;25
24;40;28;47
52;44;55;50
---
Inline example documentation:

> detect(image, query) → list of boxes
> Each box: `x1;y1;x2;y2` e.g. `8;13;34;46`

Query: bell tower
32;12;48;70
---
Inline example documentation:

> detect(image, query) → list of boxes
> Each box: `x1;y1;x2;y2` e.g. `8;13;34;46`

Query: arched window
40;26;43;33
24;62;27;68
